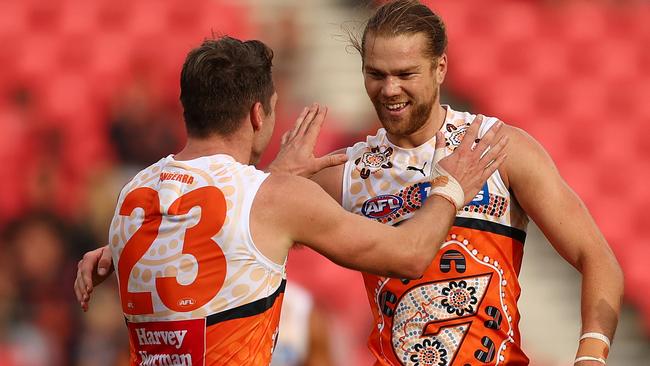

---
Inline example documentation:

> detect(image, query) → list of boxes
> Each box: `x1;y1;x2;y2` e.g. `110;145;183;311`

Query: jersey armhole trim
478;117;508;192
242;172;286;275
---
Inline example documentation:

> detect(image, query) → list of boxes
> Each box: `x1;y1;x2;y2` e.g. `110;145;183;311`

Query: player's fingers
478;135;508;166
474;120;503;155
296;103;319;138
304;106;328;142
76;261;87;294
288;106;309;140
281;131;290;145
76;266;91;304
80;253;95;293
482;153;507;181
314;153;348;172
432;131;446;164
308;105;328;131
458;115;483;152
74;269;85;303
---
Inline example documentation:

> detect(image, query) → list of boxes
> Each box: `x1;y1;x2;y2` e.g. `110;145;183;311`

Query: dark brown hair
179;36;274;137
351;0;447;61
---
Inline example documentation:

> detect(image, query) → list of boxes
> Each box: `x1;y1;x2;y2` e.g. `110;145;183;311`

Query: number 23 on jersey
116;186;228;315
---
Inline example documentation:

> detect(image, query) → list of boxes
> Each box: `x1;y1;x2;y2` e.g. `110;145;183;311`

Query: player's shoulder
446;106;543;151
345;129;387;157
257;173;322;206
499;124;546;154
252;173;333;234
446;106;503;138
116;157;169;199
448;106;531;144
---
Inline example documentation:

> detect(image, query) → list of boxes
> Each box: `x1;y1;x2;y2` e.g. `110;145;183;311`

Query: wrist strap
430;165;464;211
430;145;465;211
580;332;611;349
430;192;458;210
429;172;464;210
574;356;606;365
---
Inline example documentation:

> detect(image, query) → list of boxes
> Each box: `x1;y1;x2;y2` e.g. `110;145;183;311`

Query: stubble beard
375;97;434;136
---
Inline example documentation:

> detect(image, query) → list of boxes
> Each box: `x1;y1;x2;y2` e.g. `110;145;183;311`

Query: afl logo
362;195;403;219
178;298;196;307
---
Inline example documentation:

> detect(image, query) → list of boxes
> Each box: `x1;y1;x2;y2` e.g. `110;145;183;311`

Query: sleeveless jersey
342;106;530;366
109;154;286;366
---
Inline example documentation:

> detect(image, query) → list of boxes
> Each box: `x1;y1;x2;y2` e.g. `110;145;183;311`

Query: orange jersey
109;154;286;366
342;106;530;365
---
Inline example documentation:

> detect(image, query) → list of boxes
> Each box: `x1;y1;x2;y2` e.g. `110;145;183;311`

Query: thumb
315;154;348;172
433;131;446;164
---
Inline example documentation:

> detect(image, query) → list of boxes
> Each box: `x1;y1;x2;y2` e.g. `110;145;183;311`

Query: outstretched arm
502;126;623;365
258;117;508;278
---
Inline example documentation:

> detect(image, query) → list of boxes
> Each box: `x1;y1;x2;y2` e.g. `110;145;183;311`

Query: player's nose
381;77;401;98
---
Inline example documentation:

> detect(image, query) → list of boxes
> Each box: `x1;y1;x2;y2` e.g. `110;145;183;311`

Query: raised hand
268;103;348;177
435;115;508;206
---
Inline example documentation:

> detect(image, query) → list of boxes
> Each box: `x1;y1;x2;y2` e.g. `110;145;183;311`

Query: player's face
363;32;446;136
251;91;278;164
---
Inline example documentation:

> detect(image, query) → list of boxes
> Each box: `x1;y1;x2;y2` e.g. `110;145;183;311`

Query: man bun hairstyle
352;0;447;61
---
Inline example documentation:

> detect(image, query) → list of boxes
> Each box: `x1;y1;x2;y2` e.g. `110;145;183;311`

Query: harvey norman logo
362;195;403;219
129;319;205;366
135;328;188;350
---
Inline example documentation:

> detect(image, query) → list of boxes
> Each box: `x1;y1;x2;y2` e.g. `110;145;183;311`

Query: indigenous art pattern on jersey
342;106;530;366
110;154;286;366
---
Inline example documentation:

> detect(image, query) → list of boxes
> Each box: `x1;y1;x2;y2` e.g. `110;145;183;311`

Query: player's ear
435;53;447;84
250;101;264;132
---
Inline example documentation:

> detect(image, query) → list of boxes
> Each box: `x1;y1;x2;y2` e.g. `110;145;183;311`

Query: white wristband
580;332;611;349
574;356;606;365
430;164;464;211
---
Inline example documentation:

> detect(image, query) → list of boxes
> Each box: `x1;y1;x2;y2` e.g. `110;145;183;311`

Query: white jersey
109;153;286;366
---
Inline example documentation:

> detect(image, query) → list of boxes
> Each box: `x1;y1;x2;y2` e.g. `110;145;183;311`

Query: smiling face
363;32;447;137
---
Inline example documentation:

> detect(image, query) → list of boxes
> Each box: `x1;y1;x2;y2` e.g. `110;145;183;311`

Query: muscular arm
502;126;623;359
255;174;456;279
257;121;507;278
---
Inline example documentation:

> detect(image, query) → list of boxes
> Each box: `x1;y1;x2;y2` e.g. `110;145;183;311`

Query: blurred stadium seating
0;0;253;221
0;0;648;365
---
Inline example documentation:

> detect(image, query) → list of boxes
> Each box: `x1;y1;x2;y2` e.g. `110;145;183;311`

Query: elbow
400;263;427;280
394;243;435;279
379;232;443;279
407;255;431;279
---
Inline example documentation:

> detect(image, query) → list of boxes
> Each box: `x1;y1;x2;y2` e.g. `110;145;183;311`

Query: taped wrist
430;163;464;211
575;332;610;365
574;356;606;365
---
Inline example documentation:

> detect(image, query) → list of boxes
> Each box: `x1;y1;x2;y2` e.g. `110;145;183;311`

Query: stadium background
0;0;648;365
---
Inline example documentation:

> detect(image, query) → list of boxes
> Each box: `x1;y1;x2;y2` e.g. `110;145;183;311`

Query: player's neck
174;133;252;165
385;104;447;149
